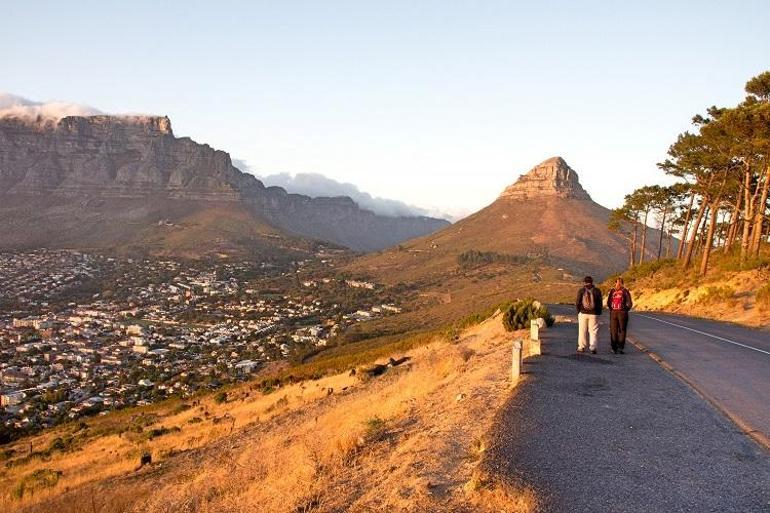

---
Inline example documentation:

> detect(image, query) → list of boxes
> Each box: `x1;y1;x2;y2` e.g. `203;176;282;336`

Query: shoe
591;349;597;354
619;350;625;354
612;349;618;354
577;348;585;353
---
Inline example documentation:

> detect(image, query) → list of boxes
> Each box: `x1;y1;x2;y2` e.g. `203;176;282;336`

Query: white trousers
578;312;599;350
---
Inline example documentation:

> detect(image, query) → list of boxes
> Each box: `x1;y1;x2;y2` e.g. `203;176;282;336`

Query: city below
0;249;400;441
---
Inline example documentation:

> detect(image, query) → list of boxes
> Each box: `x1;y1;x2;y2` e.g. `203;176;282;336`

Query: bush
502;299;554;332
363;416;387;443
12;468;62;499
458;250;533;270
143;426;180;440
213;391;228;404
697;286;736;305
756;283;770;308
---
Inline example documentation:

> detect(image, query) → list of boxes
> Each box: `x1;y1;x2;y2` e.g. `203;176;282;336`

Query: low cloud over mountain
256;170;451;221
0;92;102;120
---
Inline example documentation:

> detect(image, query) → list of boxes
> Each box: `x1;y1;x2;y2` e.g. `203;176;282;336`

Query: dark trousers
609;310;629;350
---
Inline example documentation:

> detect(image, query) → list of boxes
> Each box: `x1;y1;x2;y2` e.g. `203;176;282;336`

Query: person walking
575;276;602;354
607;277;633;354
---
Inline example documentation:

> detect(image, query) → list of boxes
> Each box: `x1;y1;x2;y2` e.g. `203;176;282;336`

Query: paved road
627;311;770;448
484;309;770;513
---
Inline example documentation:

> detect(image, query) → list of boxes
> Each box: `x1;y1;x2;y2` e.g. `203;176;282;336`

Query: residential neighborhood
0;250;400;440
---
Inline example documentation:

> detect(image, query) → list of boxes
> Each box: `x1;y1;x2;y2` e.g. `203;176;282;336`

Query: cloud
0;92;103;121
249;168;452;221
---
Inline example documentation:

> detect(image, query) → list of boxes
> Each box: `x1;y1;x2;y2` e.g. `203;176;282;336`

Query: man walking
576;276;602;354
607;277;633;354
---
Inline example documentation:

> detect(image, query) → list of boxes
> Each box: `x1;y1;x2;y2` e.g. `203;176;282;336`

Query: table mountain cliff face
0;115;449;255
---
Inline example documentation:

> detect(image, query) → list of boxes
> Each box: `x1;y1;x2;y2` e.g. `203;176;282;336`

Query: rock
388;356;410;367
456;393;467;402
0;115;449;253
362;364;389;378
498;156;591;201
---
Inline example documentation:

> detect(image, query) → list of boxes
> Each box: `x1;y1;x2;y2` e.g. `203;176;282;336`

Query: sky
2;1;768;219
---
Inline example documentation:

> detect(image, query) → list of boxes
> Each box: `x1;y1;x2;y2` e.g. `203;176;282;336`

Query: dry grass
3;314;536;513
629;267;770;328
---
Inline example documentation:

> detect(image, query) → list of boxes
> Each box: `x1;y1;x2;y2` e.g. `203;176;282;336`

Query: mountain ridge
0;114;449;254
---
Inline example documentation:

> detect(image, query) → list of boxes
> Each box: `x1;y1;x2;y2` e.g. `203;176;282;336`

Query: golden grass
4;314;537;513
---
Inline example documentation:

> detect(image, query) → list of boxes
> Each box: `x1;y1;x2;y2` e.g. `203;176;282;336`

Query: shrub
617;259;678;284
697;286;736;305
171;403;191;415
363;416;387;443
213;391;228;404
502;299;554;332
756;283;770;308
12;468;62;499
143;426;180;440
458;250;533;270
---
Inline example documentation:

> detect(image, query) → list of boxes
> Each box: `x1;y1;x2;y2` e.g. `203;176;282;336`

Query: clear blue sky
2;1;768;217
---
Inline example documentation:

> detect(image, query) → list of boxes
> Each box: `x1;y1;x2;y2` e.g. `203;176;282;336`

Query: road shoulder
483;317;770;513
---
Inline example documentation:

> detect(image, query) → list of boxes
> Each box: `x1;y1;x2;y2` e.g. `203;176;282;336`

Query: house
1;390;26;407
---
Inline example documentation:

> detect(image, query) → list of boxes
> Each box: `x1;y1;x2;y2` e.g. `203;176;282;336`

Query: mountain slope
344;157;662;333
353;157;655;283
0;114;449;255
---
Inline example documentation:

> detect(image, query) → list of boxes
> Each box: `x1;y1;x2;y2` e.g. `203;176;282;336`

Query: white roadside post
530;319;541;356
511;339;523;384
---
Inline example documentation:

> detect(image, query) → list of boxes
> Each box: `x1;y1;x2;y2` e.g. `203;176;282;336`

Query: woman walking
607;277;633;354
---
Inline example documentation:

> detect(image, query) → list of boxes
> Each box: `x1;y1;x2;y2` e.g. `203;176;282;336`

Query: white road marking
636;314;770;356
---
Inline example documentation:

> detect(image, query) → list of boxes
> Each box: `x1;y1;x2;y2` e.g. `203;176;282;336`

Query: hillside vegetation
1;309;548;513
606;247;770;328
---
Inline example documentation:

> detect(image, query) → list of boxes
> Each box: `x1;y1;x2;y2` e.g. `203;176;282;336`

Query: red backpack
610;289;627;310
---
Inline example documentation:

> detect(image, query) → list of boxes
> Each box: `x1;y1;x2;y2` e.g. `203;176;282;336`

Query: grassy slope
4;314;539;513
0;193;310;259
604;247;770;328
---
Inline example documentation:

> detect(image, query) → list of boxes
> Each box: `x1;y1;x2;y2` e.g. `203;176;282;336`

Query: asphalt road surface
484;307;770;513
628;311;770;448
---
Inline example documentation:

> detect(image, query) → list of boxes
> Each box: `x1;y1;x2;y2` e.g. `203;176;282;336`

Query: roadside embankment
5;313;540;513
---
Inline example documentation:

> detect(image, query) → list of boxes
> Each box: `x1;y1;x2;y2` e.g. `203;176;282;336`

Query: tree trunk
657;206;668;260
677;192;696;260
700;199;721;276
683;200;708;268
630;222;638;268
665;231;673;258
724;191;742;254
694;206;710;260
639;209;650;265
740;161;755;263
750;165;770;257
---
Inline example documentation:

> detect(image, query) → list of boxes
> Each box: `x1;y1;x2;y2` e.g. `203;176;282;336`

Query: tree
625;186;662;265
608;206;638;269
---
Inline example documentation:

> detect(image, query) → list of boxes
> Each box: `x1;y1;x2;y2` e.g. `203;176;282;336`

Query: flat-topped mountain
0;114;449;256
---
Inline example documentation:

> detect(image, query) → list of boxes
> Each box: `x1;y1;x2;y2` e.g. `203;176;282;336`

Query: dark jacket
607;288;633;312
576;285;603;315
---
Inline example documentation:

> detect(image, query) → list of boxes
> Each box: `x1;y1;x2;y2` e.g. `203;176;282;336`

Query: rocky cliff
0;115;449;254
499;156;591;200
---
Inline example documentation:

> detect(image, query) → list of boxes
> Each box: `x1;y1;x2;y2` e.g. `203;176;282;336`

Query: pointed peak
499;156;591;201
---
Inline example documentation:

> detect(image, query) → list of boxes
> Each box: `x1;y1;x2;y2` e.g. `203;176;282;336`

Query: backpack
581;287;595;311
610;289;626;310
